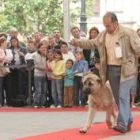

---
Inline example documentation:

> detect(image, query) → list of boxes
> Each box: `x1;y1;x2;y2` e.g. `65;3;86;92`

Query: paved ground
0;108;140;140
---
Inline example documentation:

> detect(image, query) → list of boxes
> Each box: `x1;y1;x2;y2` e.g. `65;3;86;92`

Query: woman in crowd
0;37;13;106
88;27;100;68
5;36;27;106
33;42;47;108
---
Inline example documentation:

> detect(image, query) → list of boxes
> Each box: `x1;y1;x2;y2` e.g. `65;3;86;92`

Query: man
69;12;140;133
71;27;91;66
70;27;84;53
8;27;26;48
32;32;42;48
53;29;63;49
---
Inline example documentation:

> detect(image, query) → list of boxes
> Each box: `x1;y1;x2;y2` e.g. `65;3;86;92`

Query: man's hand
68;39;76;46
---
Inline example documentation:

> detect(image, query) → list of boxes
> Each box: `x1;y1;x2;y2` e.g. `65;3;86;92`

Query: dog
80;73;117;133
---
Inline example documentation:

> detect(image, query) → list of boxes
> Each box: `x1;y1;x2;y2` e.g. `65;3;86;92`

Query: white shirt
62;51;75;63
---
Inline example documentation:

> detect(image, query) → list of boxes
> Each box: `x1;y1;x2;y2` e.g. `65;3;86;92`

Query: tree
0;0;63;34
0;0;98;34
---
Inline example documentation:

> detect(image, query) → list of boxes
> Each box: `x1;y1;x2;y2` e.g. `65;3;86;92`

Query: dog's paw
79;129;87;133
106;120;113;129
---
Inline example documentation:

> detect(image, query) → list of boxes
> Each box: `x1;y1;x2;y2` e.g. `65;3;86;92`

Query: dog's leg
106;104;117;128
106;107;113;129
80;106;96;133
111;105;117;127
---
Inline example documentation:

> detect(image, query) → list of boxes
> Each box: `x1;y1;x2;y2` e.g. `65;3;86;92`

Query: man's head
71;27;80;39
10;27;18;37
53;29;61;40
103;12;118;34
33;32;42;43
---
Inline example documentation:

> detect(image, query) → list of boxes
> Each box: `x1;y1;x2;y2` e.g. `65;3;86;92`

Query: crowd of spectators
0;26;140;108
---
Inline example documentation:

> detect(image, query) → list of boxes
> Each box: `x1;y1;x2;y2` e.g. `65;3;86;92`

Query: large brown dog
80;73;117;133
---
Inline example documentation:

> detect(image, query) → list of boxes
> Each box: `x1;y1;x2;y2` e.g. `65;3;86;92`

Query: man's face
71;28;80;39
28;43;35;51
10;31;18;37
34;33;41;42
103;17;118;34
53;30;61;39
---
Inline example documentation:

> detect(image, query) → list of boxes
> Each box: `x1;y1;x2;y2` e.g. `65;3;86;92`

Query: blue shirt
72;59;88;73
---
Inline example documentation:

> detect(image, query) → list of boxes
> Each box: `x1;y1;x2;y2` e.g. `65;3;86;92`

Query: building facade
88;0;140;31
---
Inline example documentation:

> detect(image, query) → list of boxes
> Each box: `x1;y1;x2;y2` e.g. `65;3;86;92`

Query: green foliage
0;0;97;34
0;0;63;34
70;0;97;27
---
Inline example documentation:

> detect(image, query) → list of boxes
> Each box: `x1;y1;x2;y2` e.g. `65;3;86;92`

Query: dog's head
82;73;102;95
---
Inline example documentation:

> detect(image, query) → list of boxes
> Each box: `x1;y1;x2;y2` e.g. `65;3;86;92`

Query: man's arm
69;33;102;50
73;39;95;49
129;30;140;55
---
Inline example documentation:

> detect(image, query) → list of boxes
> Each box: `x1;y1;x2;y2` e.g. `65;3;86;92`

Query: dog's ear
82;72;92;83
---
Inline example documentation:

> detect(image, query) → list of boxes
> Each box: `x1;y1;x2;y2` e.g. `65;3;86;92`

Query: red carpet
15;116;140;140
0;107;140;112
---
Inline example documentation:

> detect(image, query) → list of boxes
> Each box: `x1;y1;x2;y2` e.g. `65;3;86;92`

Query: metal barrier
0;62;35;106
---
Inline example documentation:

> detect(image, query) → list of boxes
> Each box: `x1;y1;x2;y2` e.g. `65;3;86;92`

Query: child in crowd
33;42;47;108
90;59;100;77
72;51;88;107
46;50;54;107
50;49;65;108
60;42;75;63
64;59;74;108
25;41;37;105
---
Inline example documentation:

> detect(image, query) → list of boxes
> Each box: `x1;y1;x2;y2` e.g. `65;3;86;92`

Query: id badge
115;46;122;58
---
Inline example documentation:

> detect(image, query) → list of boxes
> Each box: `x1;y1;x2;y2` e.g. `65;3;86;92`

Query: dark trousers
4;69;28;106
46;79;54;106
107;65;121;106
74;76;87;106
0;77;4;105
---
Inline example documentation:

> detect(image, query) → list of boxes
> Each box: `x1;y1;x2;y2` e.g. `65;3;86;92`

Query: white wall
87;0;140;31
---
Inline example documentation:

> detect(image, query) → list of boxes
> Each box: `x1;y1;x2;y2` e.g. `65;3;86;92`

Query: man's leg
117;79;134;128
107;65;121;106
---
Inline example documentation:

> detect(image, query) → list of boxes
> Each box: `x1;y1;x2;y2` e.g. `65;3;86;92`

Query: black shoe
113;125;128;133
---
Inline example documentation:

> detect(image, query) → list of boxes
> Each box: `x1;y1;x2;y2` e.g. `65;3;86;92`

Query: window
92;0;100;17
106;0;123;13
